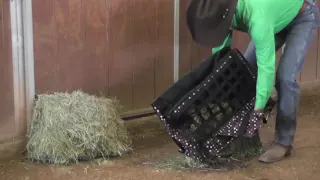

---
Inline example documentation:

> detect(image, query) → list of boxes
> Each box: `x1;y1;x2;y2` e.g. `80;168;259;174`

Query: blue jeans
244;0;320;146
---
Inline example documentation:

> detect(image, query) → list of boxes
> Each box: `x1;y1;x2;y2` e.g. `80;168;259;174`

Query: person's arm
249;19;275;110
212;32;233;55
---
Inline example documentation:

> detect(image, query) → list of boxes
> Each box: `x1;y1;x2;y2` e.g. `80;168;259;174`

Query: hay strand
155;154;210;172
155;135;263;172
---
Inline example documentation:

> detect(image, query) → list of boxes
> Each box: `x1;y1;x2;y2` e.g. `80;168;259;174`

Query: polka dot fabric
244;110;265;138
217;98;255;137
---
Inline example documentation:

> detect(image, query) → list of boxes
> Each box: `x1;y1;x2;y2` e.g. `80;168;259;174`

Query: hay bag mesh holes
26;91;132;164
152;48;275;168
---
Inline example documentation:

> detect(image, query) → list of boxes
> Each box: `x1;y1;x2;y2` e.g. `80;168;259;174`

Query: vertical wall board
33;0;58;93
0;0;15;140
82;0;109;95
179;0;211;78
107;0;134;110
178;0;192;77
154;0;174;97
54;0;85;91
34;0;175;112
131;0;156;109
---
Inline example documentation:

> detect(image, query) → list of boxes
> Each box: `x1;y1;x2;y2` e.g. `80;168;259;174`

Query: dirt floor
1;87;320;180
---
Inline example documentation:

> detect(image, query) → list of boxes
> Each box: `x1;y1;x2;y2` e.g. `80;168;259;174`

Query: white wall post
174;0;180;82
22;0;35;129
10;0;35;134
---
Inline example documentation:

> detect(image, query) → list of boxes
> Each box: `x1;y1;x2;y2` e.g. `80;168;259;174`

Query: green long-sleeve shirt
212;0;304;109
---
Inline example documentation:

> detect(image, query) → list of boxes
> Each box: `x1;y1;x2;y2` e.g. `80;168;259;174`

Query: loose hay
155;154;209;172
26;90;132;164
155;135;264;171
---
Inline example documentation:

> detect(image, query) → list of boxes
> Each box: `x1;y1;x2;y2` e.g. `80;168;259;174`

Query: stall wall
33;0;174;112
33;0;320;115
0;0;16;141
178;0;212;77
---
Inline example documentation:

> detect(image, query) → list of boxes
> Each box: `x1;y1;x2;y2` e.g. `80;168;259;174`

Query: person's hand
244;109;265;137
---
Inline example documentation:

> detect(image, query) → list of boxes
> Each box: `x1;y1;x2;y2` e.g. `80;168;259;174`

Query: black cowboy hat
187;0;238;47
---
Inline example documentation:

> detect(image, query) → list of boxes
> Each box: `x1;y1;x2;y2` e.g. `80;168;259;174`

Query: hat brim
187;0;238;47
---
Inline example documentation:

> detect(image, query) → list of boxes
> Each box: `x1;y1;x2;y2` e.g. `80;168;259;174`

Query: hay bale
26;90;132;164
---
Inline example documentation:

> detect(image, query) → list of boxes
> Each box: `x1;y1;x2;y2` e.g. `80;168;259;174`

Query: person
186;0;320;163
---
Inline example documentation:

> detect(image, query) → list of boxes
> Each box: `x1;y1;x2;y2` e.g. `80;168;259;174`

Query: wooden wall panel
106;0;135;111
82;0;109;94
33;0;320;114
154;1;174;97
232;31;283;61
0;0;15;140
55;0;85;91
232;31;251;54
131;0;156;109
179;0;211;77
33;0;58;92
33;0;174;112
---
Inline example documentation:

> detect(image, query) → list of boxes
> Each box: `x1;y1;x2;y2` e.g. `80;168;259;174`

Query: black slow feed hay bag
151;48;276;165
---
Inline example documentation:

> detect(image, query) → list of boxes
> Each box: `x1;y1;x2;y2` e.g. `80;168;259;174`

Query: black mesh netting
151;48;276;166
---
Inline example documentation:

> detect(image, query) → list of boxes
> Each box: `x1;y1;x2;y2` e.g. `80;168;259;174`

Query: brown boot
258;143;291;163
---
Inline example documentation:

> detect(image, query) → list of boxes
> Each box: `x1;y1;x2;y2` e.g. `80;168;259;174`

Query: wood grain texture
232;31;282;60
82;0;108;95
178;0;193;77
107;0;134;111
0;0;15;140
179;0;211;78
32;0;320;114
34;0;174;112
154;0;174;97
33;0;57;93
55;0;85;91
232;31;251;54
131;0;156;109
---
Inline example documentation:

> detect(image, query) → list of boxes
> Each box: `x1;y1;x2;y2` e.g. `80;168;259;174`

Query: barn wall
33;0;174;112
178;0;212;77
0;0;319;160
32;0;320;115
0;0;16;141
